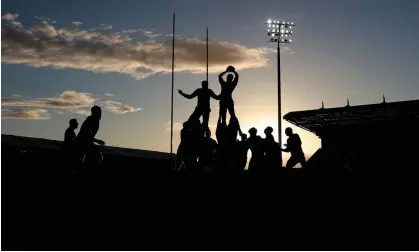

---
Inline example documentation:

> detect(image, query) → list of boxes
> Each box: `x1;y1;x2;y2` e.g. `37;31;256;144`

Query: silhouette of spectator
198;130;218;172
247;127;264;171
218;66;239;124
178;80;219;135
282;127;307;169
263;126;281;171
232;133;249;172
77;106;106;168
62;118;79;174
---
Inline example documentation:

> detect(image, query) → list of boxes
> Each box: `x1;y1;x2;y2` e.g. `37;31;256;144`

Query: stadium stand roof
283;99;419;134
1;134;174;161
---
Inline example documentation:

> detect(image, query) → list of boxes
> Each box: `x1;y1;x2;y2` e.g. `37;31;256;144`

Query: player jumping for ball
218;66;239;124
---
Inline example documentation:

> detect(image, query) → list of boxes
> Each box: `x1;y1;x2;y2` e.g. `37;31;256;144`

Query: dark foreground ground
2;150;419;250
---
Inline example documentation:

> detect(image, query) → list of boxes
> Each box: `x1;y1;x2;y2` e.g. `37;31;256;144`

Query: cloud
281;46;296;55
1;91;141;119
67;108;91;116
105;93;114;96
1;108;50;120
91;24;113;31
12;94;23;97
1;91;97;108
101;100;141;114
1;13;273;80
2;13;19;21
72;21;82;26
1;13;22;28
29;20;58;38
34;16;52;21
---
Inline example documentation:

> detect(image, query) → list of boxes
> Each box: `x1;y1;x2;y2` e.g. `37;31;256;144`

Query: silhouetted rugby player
199;130;218;172
232;133;249;172
77;105;106;166
282;127;307;169
247;127;264;171
218;65;239;124
62;118;79;174
263;126;280;171
64;118;78;149
178;80;219;134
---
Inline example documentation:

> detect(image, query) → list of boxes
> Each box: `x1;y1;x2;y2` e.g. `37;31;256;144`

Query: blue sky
2;0;419;163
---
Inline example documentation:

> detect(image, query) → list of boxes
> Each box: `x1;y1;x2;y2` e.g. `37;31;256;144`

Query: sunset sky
2;0;419;164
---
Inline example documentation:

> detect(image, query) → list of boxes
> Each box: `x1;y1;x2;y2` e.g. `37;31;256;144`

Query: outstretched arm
178;89;197;99
91;121;105;145
218;70;228;85
93;138;105;145
210;90;220;100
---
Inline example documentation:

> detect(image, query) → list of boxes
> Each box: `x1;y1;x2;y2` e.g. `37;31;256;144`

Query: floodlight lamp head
267;19;272;23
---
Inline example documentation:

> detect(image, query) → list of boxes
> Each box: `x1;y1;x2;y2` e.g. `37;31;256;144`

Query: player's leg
188;106;202;121
202;109;210;136
219;102;227;124
227;102;236;119
286;155;299;169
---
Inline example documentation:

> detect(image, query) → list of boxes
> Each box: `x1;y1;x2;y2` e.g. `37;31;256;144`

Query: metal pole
206;26;209;82
170;13;175;157
277;39;283;168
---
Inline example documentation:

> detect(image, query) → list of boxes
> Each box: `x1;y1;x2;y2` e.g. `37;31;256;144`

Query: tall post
170;13;175;157
265;19;295;169
277;39;282;168
206;26;209;82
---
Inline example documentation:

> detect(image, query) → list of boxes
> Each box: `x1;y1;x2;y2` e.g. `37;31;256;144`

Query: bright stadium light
264;19;296;168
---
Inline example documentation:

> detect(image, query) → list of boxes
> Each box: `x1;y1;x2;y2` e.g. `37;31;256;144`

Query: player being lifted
218;65;239;124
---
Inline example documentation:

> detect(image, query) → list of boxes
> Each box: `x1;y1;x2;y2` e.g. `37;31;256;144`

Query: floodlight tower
265;19;295;168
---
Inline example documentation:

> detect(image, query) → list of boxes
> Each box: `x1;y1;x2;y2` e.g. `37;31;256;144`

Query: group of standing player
176;65;307;172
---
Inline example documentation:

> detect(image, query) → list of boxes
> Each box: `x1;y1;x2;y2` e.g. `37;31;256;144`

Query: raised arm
178;89;198;99
218;70;228;85
232;71;239;87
